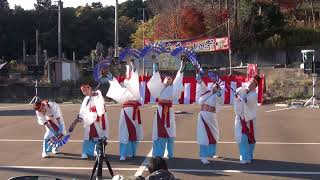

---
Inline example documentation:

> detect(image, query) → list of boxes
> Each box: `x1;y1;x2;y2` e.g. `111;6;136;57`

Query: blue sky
8;0;128;10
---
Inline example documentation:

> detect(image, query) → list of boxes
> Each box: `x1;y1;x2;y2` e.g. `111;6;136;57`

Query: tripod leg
104;155;114;177
304;97;313;107
29;96;36;104
89;158;99;180
97;155;103;180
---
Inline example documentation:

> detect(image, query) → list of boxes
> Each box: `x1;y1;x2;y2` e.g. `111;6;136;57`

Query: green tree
119;16;138;47
235;0;286;50
119;0;145;21
34;0;52;10
131;17;157;48
0;0;9;9
13;5;24;12
91;2;103;9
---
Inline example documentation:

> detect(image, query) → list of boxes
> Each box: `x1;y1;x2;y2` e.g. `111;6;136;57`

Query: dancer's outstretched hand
196;74;202;83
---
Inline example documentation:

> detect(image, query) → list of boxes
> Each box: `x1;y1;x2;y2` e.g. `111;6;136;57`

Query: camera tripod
29;79;42;104
304;73;319;108
89;138;114;180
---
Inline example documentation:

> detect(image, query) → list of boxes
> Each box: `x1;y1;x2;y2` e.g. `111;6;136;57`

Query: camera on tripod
301;50;319;108
89;136;114;180
96;137;107;155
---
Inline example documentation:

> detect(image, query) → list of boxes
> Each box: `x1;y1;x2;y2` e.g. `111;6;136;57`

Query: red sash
201;115;216;144
122;101;142;124
158;100;172;128
124;110;137;141
156;109;169;138
47;120;59;133
240;117;256;144
89;123;99;139
89;106;107;130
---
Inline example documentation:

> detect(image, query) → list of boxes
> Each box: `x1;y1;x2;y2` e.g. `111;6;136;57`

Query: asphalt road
0;103;319;180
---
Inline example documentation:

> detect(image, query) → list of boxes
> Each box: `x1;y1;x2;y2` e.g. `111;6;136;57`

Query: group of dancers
33;57;260;165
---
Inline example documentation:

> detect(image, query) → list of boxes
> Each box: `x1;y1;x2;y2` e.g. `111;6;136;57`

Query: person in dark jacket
145;156;175;180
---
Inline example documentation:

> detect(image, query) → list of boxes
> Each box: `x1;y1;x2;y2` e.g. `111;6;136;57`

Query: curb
62;101;74;104
274;104;288;107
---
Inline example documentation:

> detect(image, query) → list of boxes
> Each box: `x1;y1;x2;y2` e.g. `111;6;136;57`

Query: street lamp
114;0;119;60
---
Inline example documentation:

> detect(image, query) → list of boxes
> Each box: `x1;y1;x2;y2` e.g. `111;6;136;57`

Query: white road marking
59;104;79;107
0;166;319;175
0;165;138;171
0;104;31;109
0;139;319;145
134;148;153;177
170;169;320;175
0;103;78;109
265;107;295;113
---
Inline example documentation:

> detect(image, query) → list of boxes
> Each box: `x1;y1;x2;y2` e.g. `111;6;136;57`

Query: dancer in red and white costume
195;73;224;164
106;60;143;161
34;100;66;158
147;56;186;159
79;83;108;159
234;75;260;164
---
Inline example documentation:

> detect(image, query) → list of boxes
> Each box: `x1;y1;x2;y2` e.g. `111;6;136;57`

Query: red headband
34;102;44;111
80;84;91;91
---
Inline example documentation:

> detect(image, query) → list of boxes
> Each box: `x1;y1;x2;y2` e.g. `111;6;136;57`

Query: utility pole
23;40;26;63
36;29;39;66
114;0;119;59
44;50;50;83
58;0;62;61
73;51;76;62
226;0;232;75
142;4;145;75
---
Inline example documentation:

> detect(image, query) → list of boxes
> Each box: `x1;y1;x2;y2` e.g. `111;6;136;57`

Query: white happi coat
36;101;66;139
79;90;108;140
147;71;184;140
234;86;258;143
106;68;143;144
196;82;224;145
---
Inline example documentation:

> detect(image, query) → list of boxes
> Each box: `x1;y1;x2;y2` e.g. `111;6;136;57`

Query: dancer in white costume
195;72;224;164
33;100;66;158
78;83;109;159
106;60;143;161
234;75;260;164
147;56;186;158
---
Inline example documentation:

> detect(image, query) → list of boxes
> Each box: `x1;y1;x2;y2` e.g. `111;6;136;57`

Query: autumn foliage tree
180;6;206;38
154;5;206;40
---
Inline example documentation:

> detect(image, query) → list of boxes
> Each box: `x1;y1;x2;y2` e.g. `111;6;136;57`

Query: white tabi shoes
52;148;58;155
213;155;219;159
119;156;126;161
81;153;88;159
240;160;252;164
200;158;210;164
42;152;49;158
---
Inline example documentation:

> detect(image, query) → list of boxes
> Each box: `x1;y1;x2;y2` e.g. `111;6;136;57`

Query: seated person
146;156;175;180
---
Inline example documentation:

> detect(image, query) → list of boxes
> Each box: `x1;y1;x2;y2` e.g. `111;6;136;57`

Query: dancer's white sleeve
106;77;128;103
95;90;106;116
124;69;141;100
147;72;165;98
172;71;184;99
196;81;209;104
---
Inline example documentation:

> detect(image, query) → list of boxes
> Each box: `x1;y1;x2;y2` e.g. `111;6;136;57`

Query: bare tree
309;0;316;29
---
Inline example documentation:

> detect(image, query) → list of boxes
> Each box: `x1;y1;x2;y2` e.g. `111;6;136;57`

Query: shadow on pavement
2;155;319;180
0;167;92;180
167;156;320;179
0;110;35;116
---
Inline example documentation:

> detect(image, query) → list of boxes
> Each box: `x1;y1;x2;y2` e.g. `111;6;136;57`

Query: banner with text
158;37;230;52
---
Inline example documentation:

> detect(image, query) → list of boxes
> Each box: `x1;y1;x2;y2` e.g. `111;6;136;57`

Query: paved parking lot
0;103;319;180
